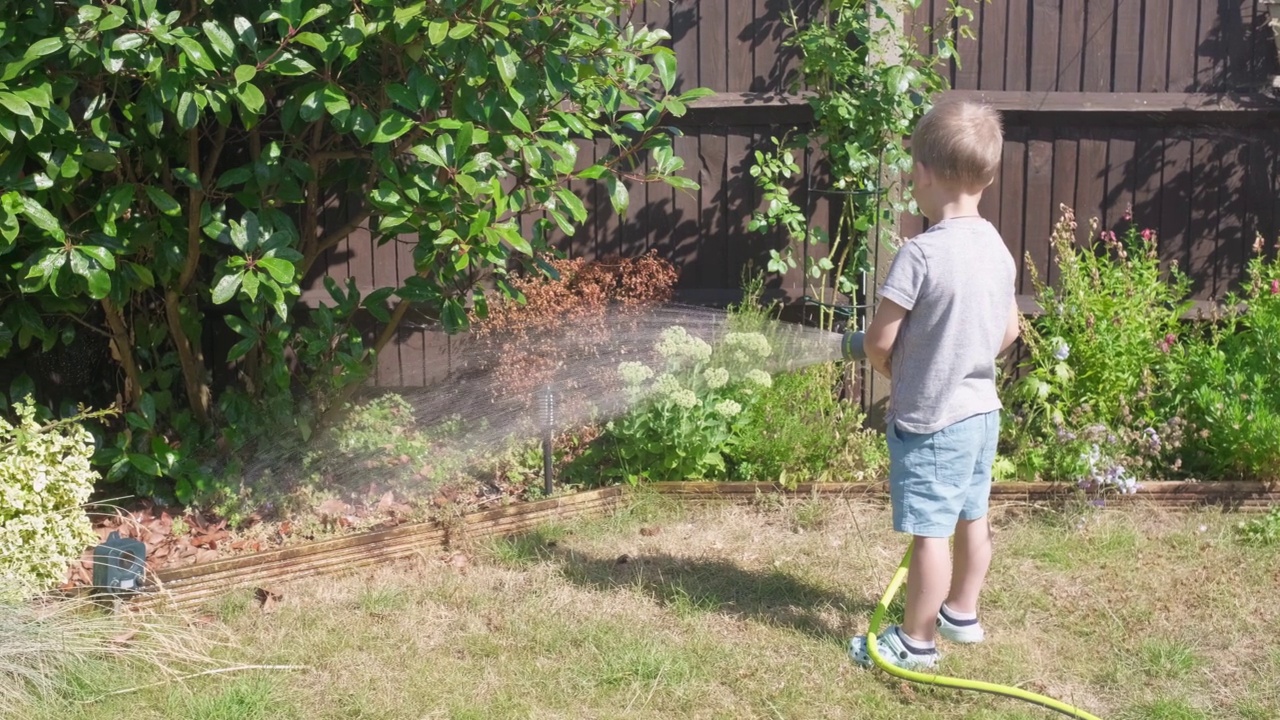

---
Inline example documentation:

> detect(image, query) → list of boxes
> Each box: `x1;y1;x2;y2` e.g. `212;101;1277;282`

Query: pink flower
1123;204;1133;222
1141;229;1154;242
1272;279;1279;295
1159;333;1176;354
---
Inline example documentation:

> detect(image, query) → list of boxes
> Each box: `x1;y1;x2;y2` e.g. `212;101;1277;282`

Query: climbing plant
0;0;704;502
748;0;977;330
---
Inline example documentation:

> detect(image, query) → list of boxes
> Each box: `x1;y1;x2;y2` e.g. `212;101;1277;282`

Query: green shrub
1005;207;1190;486
0;400;102;600
1177;240;1280;481
733;363;887;484
0;0;700;503
596;325;775;483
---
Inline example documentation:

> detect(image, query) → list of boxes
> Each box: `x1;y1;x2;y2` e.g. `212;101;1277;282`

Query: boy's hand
864;298;908;380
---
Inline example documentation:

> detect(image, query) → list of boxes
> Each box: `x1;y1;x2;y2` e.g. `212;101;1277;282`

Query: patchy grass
20;496;1280;719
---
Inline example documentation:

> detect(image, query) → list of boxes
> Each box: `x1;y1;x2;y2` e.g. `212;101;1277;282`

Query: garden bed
118;480;1278;612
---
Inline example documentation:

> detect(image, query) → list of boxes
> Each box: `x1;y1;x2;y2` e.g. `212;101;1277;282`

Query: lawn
28;493;1280;720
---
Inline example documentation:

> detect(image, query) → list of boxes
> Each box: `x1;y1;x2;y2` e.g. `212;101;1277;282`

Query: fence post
862;0;905;427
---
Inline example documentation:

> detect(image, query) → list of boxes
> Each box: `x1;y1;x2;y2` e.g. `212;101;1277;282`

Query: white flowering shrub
0;400;99;601
602;324;776;482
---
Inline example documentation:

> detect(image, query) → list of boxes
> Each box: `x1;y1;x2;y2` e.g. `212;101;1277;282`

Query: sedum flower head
617;361;654;386
713;399;742;418
657;326;712;364
723;332;772;359
703;367;729;390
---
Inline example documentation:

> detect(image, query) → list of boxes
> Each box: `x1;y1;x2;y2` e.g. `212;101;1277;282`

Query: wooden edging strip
131;488;623;611
127;481;1277;611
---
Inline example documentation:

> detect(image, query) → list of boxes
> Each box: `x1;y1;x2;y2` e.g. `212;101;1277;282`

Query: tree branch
178;129;204;293
300;207;372;280
200;124;228;191
100;298;143;411
165;128;211;425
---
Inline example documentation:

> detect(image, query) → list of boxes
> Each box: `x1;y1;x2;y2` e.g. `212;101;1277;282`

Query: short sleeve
879;242;927;311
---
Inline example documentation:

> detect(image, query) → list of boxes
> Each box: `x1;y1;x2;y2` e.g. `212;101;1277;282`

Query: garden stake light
841;332;1103;717
536;384;556;497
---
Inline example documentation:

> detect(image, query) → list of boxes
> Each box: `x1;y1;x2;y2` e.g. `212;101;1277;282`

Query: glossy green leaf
145;187;182;216
256;257;295;284
494;40;517;86
606;175;629;215
176;37;216;71
112;33;147;52
19;197;62;238
202;21;236;57
211;272;242;304
428;21;448;45
241;270;261;301
371;110;413;143
77;245;117;270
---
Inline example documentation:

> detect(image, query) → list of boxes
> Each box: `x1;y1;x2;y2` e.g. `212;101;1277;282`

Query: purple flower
1053;340;1070;361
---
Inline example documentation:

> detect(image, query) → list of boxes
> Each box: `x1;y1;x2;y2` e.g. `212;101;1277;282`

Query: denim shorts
886;410;1000;538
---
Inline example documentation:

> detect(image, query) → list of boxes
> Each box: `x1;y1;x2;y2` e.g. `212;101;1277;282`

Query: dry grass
1;597;226;716
22;493;1280;719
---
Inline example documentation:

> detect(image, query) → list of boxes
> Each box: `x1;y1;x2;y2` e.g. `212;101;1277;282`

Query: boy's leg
946;516;992;614
903;535;951;643
937;410;1000;644
849;420;971;669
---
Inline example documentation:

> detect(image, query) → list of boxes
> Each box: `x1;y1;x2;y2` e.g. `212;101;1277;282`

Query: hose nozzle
841;330;867;362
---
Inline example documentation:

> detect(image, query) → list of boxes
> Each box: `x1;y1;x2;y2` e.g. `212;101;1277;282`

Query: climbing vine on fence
748;0;977;330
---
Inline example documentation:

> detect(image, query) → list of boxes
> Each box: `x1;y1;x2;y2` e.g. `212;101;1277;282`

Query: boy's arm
999;295;1020;354
864;298;909;380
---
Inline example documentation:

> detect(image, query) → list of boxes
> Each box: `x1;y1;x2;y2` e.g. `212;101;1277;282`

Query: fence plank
1196;0;1223;91
1048;134;1079;283
1024;128;1055;287
999;128;1028;293
1029;0;1062;92
1155;136;1192;275
1104;131;1137;230
1188;137;1222;298
1112;0;1143;92
978;0;1007;90
1217;140;1251;295
1082;1;1117;92
1142;0;1173;92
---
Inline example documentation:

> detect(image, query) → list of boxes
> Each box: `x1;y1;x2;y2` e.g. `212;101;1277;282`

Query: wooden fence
299;0;1280;389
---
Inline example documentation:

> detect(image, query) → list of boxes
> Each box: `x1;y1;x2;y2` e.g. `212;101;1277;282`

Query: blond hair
911;101;1003;190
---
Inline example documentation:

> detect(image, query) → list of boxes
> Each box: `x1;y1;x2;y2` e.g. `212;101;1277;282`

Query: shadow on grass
546;546;876;643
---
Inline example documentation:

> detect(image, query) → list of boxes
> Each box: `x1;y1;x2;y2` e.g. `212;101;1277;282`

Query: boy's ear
912;161;931;186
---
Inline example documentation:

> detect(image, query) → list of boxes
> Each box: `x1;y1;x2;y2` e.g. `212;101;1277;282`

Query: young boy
848;100;1020;670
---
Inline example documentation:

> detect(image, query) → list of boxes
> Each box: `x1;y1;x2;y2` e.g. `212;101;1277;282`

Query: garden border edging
126;481;1278;612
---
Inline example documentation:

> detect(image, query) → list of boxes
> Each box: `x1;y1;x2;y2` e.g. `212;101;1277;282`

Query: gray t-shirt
878;216;1016;435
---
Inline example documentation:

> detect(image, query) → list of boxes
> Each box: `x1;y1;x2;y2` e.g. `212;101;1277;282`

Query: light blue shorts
886;410;1000;538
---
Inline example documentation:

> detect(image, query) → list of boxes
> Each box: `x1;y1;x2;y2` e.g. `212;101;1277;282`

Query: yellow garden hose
865;543;1105;719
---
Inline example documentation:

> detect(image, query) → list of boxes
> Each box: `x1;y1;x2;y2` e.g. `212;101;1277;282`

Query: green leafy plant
1005;206;1190;484
0;0;702;503
748;0;976;330
0;399;112;600
596;326;776;483
1236;506;1280;547
1178;237;1280;481
734;362;887;484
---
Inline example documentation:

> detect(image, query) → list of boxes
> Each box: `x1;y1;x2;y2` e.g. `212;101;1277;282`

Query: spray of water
238;305;846;504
